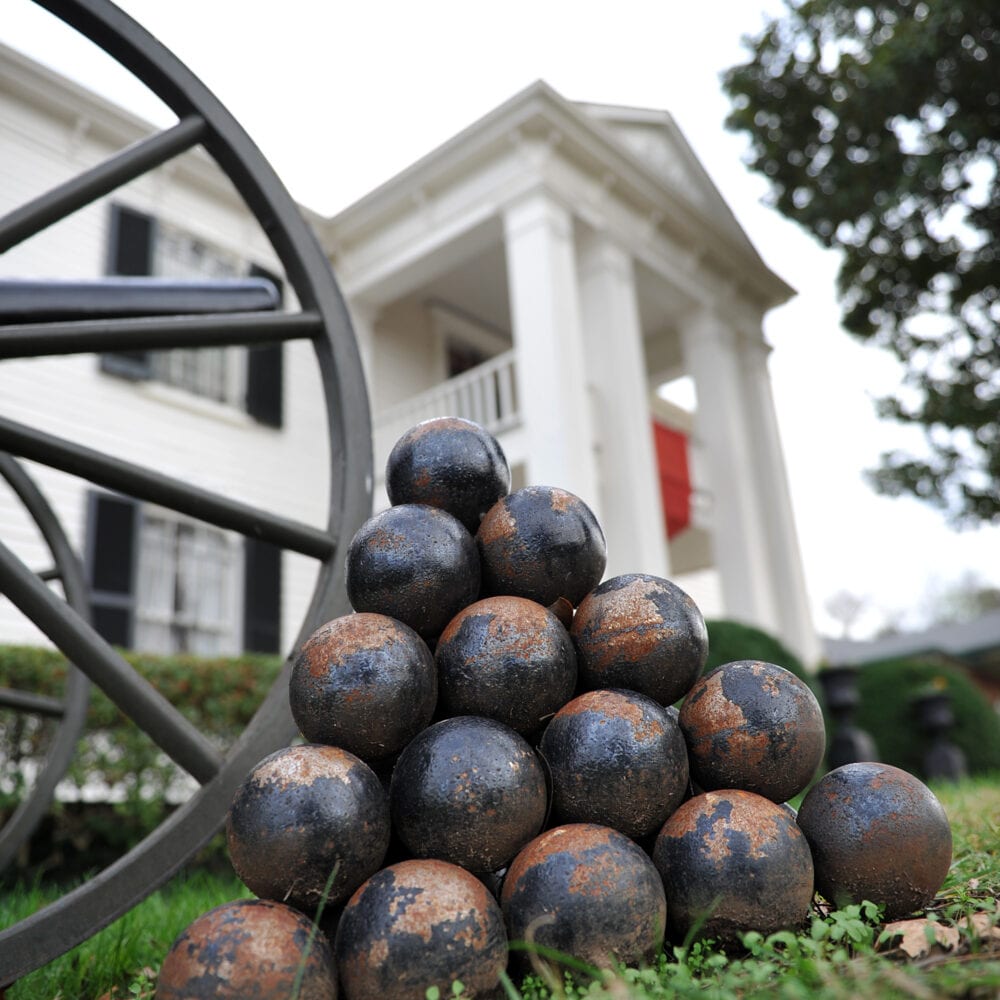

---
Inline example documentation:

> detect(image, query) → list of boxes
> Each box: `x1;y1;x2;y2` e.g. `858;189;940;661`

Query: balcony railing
373;349;519;472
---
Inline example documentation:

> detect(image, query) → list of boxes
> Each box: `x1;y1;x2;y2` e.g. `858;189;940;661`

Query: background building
0;43;821;665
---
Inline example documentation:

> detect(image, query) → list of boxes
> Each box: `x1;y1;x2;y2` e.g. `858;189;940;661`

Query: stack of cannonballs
156;417;954;1000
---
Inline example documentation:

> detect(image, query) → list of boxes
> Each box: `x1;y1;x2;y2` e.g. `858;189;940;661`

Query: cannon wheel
0;0;372;984
0;453;91;874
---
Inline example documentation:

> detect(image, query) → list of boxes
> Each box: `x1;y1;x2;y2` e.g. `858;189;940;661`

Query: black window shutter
100;204;154;379
243;537;282;653
110;204;155;276
86;491;139;648
245;264;284;427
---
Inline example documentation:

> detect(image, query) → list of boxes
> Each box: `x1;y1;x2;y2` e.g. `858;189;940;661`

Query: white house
0;42;821;666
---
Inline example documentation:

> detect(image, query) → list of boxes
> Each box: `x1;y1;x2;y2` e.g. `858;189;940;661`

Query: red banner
653;421;691;539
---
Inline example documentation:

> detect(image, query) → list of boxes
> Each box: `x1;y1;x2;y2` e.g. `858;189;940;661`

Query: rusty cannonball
653;789;814;946
227;744;390;912
335;858;508;1000
435;595;577;736
390;715;548;874
501;823;666;972
679;660;825;803
386;416;510;534
346;503;480;641
539;688;689;840
289;612;437;762
570;573;708;705
156;898;337;1000
476;485;606;608
796;762;953;920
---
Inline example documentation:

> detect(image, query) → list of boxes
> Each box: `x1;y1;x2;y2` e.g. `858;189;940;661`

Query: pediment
576;101;759;257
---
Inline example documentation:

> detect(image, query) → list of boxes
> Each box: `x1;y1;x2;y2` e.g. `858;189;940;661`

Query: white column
502;191;601;512
681;308;780;632
737;331;822;666
577;230;670;579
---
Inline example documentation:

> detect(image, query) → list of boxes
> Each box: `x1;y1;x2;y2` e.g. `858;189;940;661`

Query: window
100;204;284;426
133;512;241;656
86;492;281;655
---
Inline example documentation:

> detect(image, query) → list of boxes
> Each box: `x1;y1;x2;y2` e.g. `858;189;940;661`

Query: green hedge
0;645;283;873
704;618;809;681
853;656;1000;778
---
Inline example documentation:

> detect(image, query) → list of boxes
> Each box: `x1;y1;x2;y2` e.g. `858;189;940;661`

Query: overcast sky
4;0;1000;640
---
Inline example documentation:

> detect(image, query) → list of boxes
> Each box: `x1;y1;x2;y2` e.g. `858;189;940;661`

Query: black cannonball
501;823;666;972
679;660;825;802
386;416;510;534
156;898;337;1000
390;715;548;874
796;762;953;920
346;503;480;641
289;612;437;762
540;688;689;840
335;859;507;1000
435;595;577;736
476;485;606;608
227;744;390;911
653;789;814;946
571;573;708;705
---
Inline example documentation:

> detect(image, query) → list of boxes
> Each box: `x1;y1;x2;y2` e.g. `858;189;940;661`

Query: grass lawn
2;775;998;999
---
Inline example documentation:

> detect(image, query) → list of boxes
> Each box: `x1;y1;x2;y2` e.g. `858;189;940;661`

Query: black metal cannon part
0;0;372;984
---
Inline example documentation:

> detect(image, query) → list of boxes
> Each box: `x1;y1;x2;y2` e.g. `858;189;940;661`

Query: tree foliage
723;0;1000;524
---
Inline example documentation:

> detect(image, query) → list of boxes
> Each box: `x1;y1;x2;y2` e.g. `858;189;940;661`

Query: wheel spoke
0;308;322;358
0;536;223;783
0;687;64;717
0;116;207;254
0;416;336;559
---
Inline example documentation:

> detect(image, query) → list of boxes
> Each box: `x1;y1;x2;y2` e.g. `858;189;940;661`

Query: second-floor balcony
373;349;520;482
371;349;713;573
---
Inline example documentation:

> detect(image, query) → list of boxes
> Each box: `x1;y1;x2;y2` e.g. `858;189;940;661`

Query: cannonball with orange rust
796;762;953;920
335;859;507;1000
346;503;480;641
571;573;708;705
501;823;666;972
386;416;510;534
289;612;436;762
679;660;825;803
652;789;814;946
539;688;689;840
390;715;548;875
156;898;337;1000
435;595;577;737
476;485;606;608
227;744;390;912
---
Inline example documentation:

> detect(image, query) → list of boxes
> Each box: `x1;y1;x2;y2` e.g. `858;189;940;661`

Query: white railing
373;349;520;471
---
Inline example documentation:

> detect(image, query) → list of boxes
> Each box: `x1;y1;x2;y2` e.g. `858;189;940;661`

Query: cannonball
476;485;606;608
335;859;507;1000
390;715;548;874
652;789;814;946
386;416;510;534
155;898;337;1000
539;688;689;840
346;503;480;641
501;823;666;971
571;573;708;705
435;595;577;736
796;762;953;920
289;612;437;762
679;660;825;802
227;744;390;911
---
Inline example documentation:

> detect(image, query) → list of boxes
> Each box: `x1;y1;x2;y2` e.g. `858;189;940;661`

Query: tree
722;0;1000;525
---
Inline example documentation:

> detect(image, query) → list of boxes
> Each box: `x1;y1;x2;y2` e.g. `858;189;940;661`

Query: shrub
704;619;809;681
0;645;283;874
853;656;1000;778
